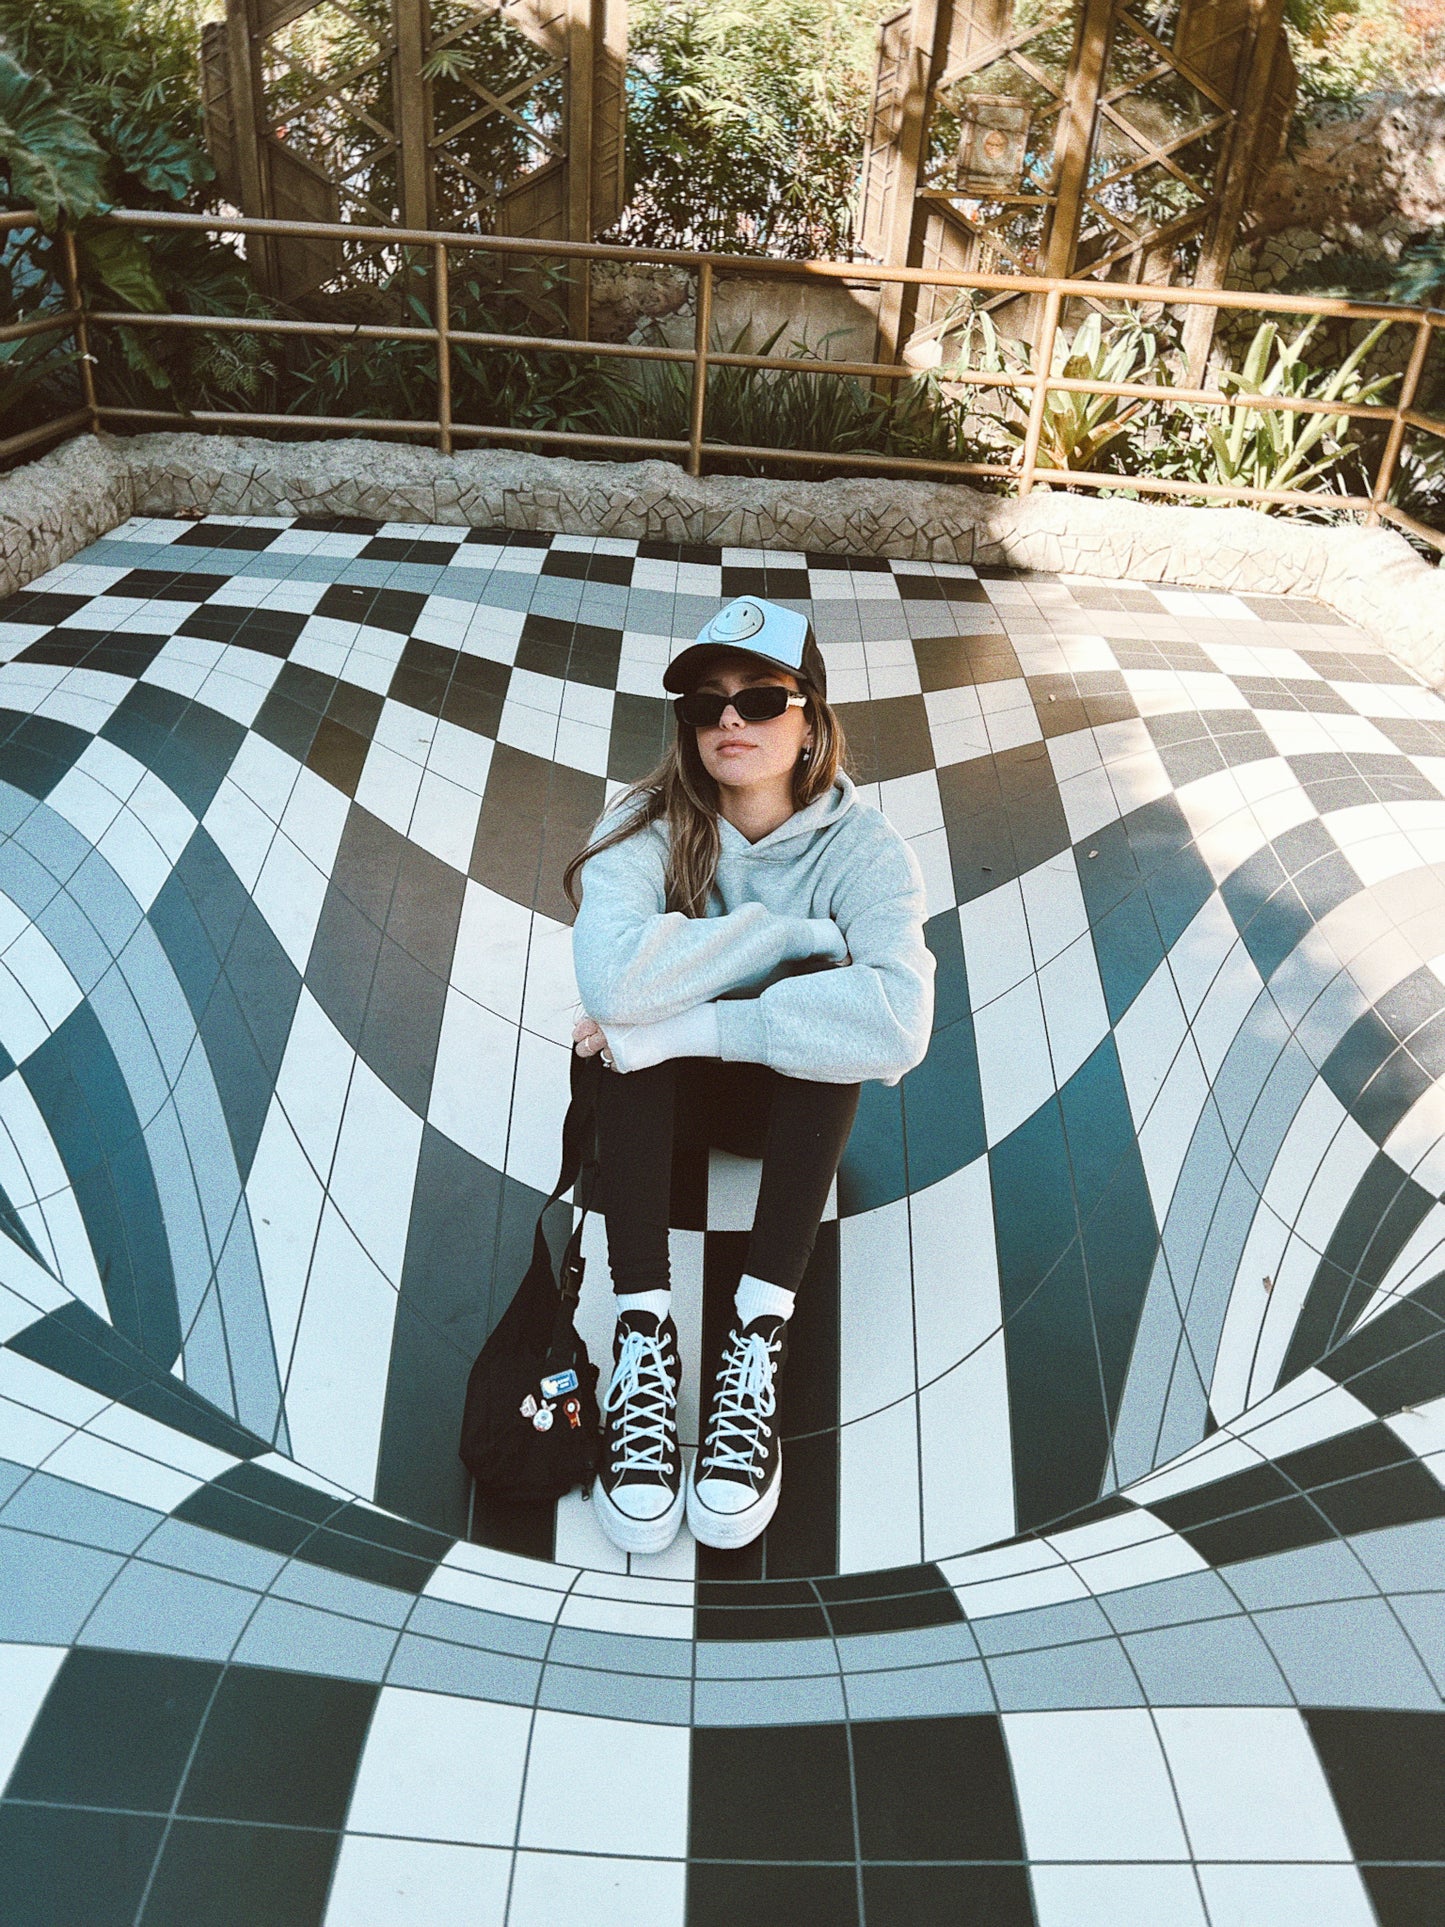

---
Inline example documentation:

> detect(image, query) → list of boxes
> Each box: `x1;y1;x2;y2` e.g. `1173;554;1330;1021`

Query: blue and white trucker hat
662;596;828;700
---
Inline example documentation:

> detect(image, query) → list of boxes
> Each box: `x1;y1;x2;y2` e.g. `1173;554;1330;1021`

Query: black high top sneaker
687;1316;788;1550
594;1311;684;1555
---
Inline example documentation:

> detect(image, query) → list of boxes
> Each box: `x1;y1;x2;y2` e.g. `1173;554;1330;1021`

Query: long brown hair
562;667;851;918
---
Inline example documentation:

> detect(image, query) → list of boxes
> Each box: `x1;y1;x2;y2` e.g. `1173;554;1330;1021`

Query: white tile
253;830;332;972
426;719;495;795
507;1852;685;1927
1197;1863;1376;1927
355;740;425;837
282;1199;400;1497
839;1199;915;1422
503;1031;572;1194
429;991;517;1170
1020;855;1090;967
1030;1863;1207;1927
408;770;482;872
203;777;277;892
1038;933;1109;1086
878;769;942;842
323;1837;509;1927
328;1052;424;1284
43;1429;205;1512
553;717;611;777
1154;1707;1353;1860
343;1686;530;1843
839;1399;922;1574
452;881;533;1023
228;731;303;824
1005;1708;1189;1858
497;698;557;761
1057;763;1122;842
959;881;1033;1005
974;975;1054;1143
0;1643;66;1790
517;1710;689;1857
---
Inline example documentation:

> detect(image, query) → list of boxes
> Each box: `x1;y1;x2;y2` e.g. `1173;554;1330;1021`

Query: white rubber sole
592;1479;685;1555
685;1454;782;1551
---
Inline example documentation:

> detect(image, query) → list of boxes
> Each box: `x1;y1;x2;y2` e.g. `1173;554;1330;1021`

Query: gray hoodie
571;773;935;1086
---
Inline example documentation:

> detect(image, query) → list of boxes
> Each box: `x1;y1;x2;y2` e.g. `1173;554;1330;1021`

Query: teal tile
139;1817;339;1927
0;1805;163;1927
5;1648;219;1809
177;1665;376;1827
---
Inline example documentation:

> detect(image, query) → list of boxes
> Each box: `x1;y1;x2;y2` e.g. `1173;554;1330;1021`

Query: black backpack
459;1049;604;1505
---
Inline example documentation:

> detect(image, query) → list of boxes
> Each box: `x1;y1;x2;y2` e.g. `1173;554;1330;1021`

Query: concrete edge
4;431;1441;679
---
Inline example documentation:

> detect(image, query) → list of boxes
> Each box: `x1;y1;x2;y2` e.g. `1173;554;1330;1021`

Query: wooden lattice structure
858;0;1295;369
200;0;625;329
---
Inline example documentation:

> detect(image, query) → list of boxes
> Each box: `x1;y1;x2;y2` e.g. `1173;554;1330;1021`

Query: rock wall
4;432;1441;682
1237;88;1445;289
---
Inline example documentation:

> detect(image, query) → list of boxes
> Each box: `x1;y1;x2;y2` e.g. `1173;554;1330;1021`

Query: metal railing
4;205;1444;553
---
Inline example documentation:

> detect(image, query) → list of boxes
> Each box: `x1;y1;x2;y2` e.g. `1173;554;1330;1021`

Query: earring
800;743;813;766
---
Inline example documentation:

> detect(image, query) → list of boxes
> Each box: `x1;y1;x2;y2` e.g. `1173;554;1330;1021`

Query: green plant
1155;316;1397;505
953;308;1168;474
590;320;987;476
619;0;893;257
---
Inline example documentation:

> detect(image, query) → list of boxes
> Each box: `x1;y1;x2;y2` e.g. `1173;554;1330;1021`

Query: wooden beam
393;0;432;231
1182;0;1289;381
565;0;594;337
1041;0;1115;282
875;0;947;366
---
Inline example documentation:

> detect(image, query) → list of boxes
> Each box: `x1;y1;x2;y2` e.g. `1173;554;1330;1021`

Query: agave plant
1156;316;1398;504
946;307;1167;474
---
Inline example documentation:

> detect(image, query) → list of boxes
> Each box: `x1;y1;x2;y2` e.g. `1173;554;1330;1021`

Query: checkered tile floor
2;512;1444;1924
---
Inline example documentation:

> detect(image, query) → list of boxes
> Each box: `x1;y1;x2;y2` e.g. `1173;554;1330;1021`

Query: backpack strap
528;1048;603;1329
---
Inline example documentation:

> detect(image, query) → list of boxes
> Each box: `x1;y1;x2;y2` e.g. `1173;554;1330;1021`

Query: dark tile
358;932;449;1112
174;1478;321;1558
835;694;933;783
7;1302;268;1459
1359;1865;1445;1927
1355;1048;1433;1144
900;1016;986;1194
177;604;307;657
358;536;461;565
313;583;426;635
516;615;621;690
1305;1708;1445;1860
721;566;809;601
178;1665;376;1827
0;708;91;798
19;628;169;678
0;589;91;625
686;1862;858;1927
541;549;633;585
1282;1157;1433;1383
139;1817;340;1927
912;633;1017;691
469;743;604;923
815;1564;964;1639
22;1005;180;1367
0;1805;163;1927
114;568;231;602
305;715;369;797
689;1723;853;1861
174;522;281;552
292;514;379;535
5;1647;219;1808
863;1863;1034;1927
442;654;509;738
1324;1010;1400;1110
853;1714;1023;1861
377;1128;506;1538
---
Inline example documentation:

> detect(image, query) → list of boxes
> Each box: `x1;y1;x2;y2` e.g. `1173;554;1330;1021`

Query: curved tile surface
1;515;1443;1924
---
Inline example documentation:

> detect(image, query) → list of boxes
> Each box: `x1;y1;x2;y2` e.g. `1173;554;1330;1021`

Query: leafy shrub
1152;315;1397;504
617;0;891;257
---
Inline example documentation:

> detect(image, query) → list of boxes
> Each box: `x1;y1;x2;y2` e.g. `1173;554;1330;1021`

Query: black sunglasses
674;686;809;728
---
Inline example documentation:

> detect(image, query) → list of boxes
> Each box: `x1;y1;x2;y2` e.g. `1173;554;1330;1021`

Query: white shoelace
700;1328;778;1479
604;1328;677;1476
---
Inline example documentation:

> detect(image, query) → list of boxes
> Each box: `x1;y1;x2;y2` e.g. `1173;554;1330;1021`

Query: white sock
735;1274;795;1328
616;1289;671;1323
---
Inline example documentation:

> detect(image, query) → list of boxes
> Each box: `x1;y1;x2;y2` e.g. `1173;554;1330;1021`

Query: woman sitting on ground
564;595;935;1555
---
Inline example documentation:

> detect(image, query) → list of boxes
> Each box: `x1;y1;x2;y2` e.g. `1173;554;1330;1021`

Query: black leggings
597;1057;861;1296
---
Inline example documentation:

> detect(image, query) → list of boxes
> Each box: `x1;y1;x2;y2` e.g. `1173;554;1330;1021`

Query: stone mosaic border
5;429;1442;680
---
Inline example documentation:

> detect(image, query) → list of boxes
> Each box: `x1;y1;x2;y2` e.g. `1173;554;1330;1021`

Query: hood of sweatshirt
715;773;858;861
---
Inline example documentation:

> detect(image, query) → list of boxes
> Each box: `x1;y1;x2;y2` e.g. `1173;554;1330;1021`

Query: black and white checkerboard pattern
2;515;1444;1924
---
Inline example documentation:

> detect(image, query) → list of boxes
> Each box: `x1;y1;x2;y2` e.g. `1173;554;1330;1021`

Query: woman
564;594;935;1556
